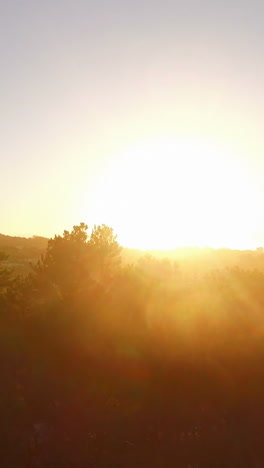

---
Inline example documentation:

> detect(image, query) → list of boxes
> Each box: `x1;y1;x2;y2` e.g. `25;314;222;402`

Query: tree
0;251;13;292
32;222;122;303
0;251;17;315
32;223;91;302
89;224;122;281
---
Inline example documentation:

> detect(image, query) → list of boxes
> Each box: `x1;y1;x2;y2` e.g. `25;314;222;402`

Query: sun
90;136;258;250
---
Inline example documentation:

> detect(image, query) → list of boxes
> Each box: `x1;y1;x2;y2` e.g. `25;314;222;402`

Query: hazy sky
1;1;264;247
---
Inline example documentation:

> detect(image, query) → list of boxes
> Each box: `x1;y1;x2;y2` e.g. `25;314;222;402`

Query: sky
1;0;264;248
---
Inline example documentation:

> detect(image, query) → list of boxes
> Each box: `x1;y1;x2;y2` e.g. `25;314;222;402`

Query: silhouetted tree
3;223;264;467
0;251;13;292
32;223;121;303
89;224;122;282
32;223;91;303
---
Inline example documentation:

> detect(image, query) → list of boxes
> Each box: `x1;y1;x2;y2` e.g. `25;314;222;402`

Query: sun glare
90;136;258;250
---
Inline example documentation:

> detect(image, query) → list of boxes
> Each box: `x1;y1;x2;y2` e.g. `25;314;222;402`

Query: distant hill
122;245;264;275
0;234;48;275
1;233;264;277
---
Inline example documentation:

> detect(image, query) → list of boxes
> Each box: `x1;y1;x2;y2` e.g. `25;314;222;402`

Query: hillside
1;233;264;277
2;224;264;466
0;234;48;275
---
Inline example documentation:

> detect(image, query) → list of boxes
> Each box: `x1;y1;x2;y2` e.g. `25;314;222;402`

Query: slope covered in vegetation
1;224;264;467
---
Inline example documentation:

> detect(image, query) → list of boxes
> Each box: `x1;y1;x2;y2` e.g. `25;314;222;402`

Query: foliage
0;251;15;294
2;223;264;466
31;223;121;303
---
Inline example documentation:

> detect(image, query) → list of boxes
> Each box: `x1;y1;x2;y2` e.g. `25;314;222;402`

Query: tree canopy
32;223;122;303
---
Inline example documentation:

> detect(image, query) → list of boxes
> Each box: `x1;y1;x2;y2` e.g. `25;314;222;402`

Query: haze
1;0;264;249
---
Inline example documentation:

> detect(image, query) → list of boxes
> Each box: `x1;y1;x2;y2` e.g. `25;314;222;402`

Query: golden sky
1;1;264;249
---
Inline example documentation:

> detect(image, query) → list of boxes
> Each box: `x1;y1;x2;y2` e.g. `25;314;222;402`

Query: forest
1;223;264;467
